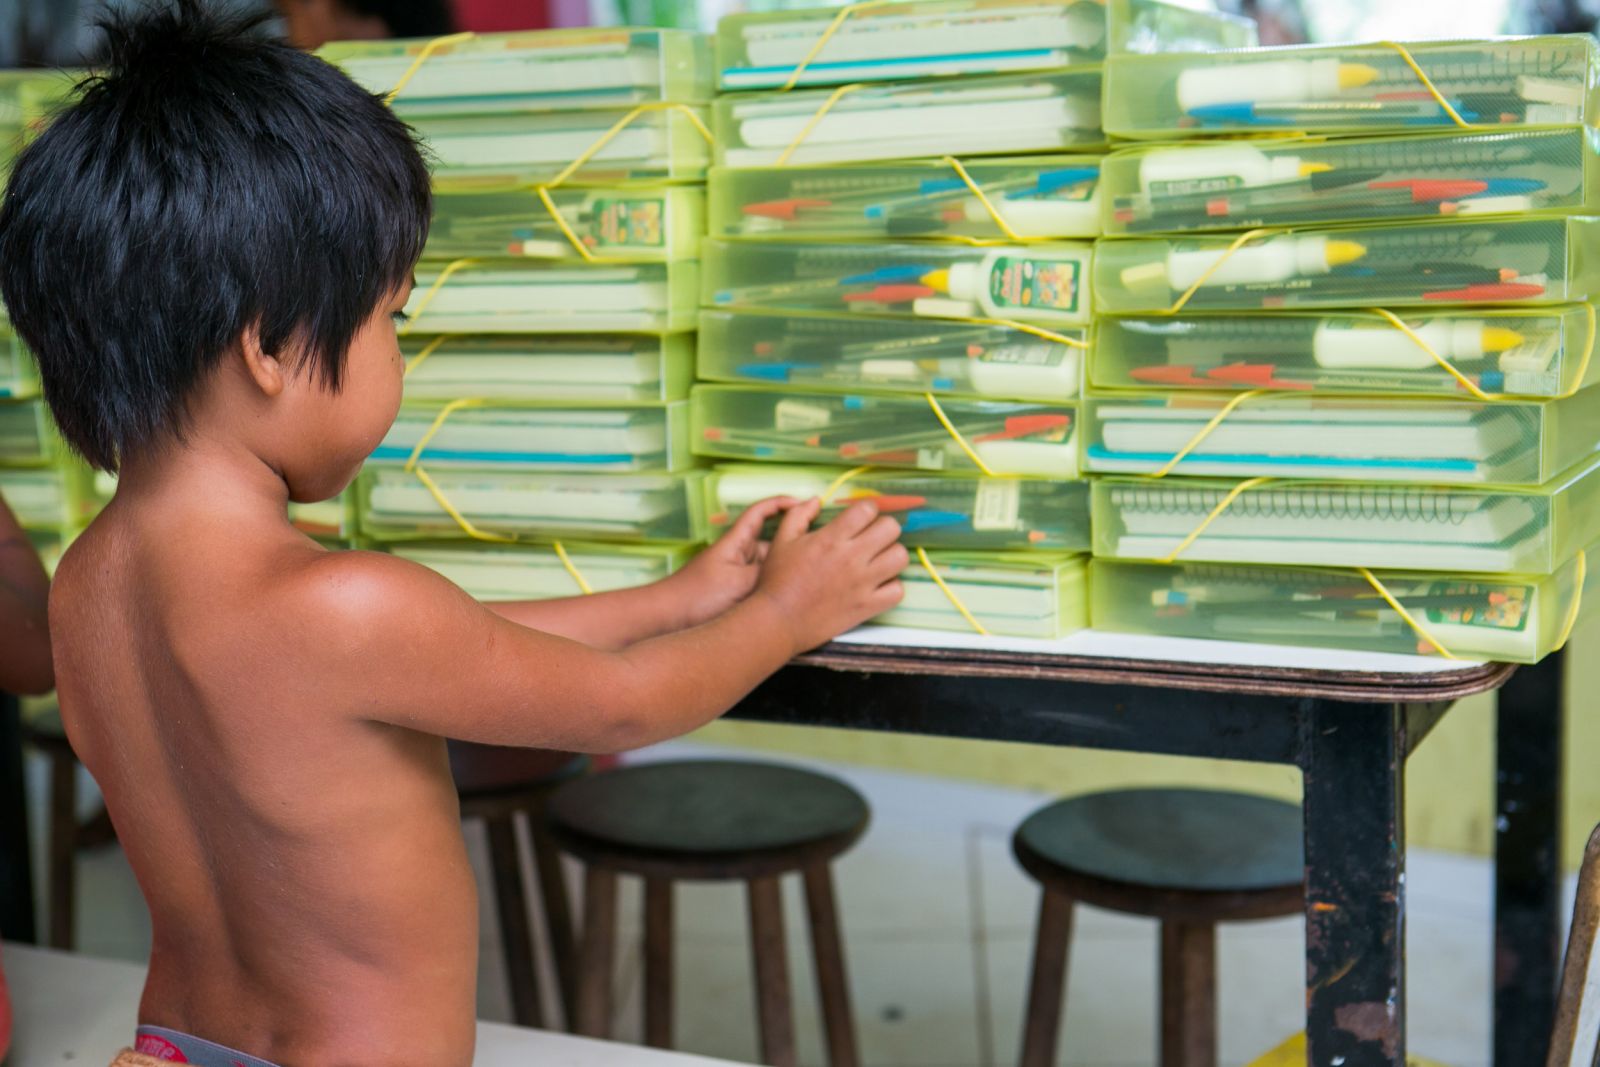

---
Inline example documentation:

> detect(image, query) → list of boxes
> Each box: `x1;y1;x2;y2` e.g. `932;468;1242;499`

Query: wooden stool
1013;788;1304;1067
18;706;101;950
450;743;588;1031
546;759;869;1067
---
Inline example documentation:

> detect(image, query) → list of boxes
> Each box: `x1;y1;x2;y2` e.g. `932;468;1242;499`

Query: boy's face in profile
275;284;410;504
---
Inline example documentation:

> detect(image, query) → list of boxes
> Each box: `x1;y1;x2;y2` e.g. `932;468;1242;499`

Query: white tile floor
23;740;1542;1067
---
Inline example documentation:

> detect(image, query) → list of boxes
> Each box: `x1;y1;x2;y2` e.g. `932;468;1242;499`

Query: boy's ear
239;323;286;398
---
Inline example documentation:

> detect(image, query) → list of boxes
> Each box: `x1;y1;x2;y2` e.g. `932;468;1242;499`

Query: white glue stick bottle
1176;58;1380;112
1314;319;1527;368
923;246;1094;326
1137;144;1325;196
1119;235;1366;291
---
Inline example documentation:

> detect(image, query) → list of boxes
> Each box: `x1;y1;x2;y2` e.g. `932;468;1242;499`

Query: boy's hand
754;498;907;655
666;496;799;628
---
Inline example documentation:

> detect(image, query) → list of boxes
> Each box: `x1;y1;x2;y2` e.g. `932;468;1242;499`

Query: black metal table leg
0;691;35;942
1494;651;1565;1067
1301;700;1406;1067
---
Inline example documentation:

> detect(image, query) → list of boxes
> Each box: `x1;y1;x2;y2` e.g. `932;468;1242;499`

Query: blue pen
1189;101;1480;125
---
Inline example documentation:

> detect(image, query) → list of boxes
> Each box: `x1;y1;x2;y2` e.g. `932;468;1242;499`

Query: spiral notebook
1100;481;1540;572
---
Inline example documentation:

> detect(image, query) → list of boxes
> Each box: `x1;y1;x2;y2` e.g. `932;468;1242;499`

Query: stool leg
803;863;858;1067
1159;921;1216;1067
575;866;618;1038
747;876;797;1067
46;750;78;951
529;817;579;1028
485;815;543;1028
644;877;674;1049
1018;889;1073;1067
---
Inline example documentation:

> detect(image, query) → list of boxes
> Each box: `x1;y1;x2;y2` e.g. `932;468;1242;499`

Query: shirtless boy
0;3;906;1064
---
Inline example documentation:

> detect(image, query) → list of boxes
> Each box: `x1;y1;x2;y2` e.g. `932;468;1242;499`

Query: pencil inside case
1093;216;1600;313
1100;127;1600;236
1091;449;1600;574
320;28;713;116
413;105;711;184
711;69;1103;169
715;0;1252;91
1089;546;1596;664
703;239;1094;328
691;385;1079;478
1104;33;1600;139
0;400;60;466
359;468;708;544
705;464;1090;552
372;401;693;474
427;185;704;263
698;310;1085;402
875;550;1088;639
0;329;36;400
401;335;695;404
403;260;699;334
708;156;1102;241
1082;385;1600;485
1091;305;1600;398
388;540;694;601
287;493;359;545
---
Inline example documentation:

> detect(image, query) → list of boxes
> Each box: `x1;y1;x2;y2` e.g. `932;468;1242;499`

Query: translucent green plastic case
1082;386;1600;485
371;402;693;474
692;386;1079;477
360;468;707;544
879;551;1088;638
708;157;1103;241
705;464;1090;551
704;239;1094;327
322;28;713;115
400;335;695;403
698;310;1084;402
414;106;712;184
1091;305;1600;398
1093;217;1600;313
403;260;698;334
1091;452;1600;574
1101;128;1600;235
388;540;692;600
715;0;1252;90
428;185;704;262
1104;35;1600;139
1089;550;1593;664
712;70;1103;168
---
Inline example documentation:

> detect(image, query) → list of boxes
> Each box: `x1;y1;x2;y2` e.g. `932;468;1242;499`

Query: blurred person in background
274;0;454;47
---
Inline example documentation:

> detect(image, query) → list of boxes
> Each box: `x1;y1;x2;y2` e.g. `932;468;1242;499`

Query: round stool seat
1014;788;1303;923
547;760;869;879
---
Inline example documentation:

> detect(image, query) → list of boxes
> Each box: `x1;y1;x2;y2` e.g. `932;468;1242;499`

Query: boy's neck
116;436;293;521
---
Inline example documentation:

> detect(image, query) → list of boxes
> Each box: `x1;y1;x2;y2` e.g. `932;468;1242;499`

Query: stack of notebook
1085;35;1600;662
694;0;1251;638
324;28;715;595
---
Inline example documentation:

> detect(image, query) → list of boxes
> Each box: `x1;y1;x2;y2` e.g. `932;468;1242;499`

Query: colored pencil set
1087;33;1600;662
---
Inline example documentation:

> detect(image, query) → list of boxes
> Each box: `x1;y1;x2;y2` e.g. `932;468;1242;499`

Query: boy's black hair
339;0;457;39
0;0;432;472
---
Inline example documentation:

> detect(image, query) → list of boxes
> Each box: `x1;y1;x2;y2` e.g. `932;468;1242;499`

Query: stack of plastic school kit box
0;70;96;569
694;0;1253;637
324;29;714;595
1084;35;1600;662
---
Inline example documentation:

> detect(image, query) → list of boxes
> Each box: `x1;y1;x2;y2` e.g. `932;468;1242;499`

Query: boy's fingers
774;497;822;544
822;499;878;539
871;578;905;611
856;514;902;552
754;542;771;563
729;496;788;540
870;542;910;581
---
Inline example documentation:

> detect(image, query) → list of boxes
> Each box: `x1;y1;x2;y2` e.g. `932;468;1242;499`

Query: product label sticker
774;399;832;431
973;478;1023;531
990;256;1081;314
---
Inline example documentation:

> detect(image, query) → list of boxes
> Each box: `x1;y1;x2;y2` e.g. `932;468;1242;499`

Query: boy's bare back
5;5;904;1064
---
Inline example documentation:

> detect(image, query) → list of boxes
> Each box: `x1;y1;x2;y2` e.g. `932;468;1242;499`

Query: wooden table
0;632;1565;1066
726;629;1564;1067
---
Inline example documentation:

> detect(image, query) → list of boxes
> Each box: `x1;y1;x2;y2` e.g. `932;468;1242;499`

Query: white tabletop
832;624;1489;675
4;943;744;1067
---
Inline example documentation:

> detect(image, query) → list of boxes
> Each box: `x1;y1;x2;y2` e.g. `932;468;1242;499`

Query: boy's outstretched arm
0;493;51;695
306;500;905;752
482;497;796;651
